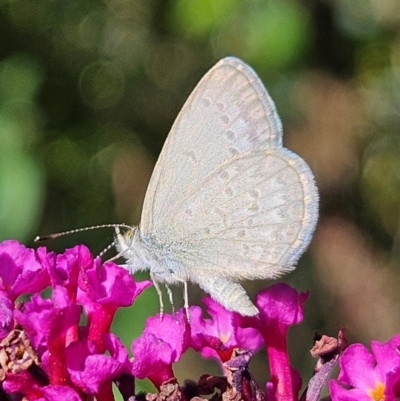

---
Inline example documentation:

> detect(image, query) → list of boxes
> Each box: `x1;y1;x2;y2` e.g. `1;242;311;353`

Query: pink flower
3;371;82;401
14;286;81;357
252;284;308;401
131;311;190;389
14;286;82;386
77;258;152;352
330;334;400;401
189;296;263;367
38;245;93;301
0;240;49;300
65;333;133;395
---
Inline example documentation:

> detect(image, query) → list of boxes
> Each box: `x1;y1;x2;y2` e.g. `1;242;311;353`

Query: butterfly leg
165;284;175;314
183;281;189;321
170;274;190;320
150;272;164;319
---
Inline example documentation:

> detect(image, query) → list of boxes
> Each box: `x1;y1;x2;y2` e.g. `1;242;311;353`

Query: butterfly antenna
34;223;134;242
97;241;116;259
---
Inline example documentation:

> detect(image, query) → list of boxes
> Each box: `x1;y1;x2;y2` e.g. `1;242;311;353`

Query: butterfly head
114;226;138;254
113;225;152;274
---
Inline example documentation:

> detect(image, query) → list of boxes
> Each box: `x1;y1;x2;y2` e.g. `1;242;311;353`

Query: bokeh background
2;0;400;397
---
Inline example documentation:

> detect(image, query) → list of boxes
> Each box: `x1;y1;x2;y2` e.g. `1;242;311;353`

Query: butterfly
112;57;318;317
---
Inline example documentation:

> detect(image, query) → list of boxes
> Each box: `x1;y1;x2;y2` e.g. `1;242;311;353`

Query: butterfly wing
140;57;318;282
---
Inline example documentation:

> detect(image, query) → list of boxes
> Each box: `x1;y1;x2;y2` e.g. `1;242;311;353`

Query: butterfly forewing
142;58;284;234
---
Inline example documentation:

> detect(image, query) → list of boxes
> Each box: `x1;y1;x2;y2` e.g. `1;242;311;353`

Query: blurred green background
2;0;400;397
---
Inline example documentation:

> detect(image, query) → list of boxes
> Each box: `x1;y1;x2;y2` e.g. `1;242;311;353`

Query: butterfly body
115;228;190;285
116;57;319;316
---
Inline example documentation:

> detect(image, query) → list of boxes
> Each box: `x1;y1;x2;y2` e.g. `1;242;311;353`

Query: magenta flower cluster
0;240;151;400
0;240;399;401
